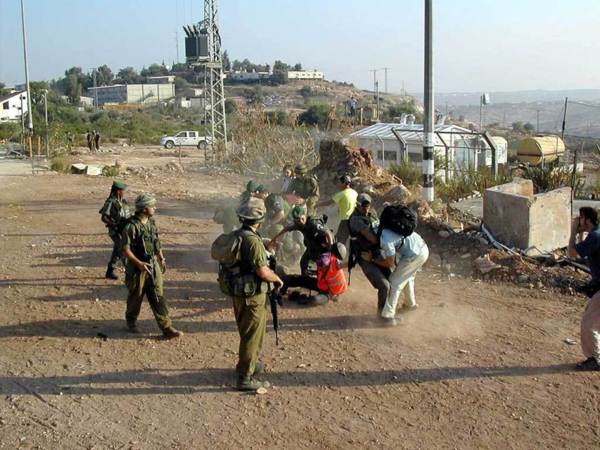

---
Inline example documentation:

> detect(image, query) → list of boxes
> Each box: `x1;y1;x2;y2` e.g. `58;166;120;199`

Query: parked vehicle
160;131;212;149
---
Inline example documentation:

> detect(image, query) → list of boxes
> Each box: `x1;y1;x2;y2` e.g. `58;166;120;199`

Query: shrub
50;155;71;173
298;104;330;128
389;160;422;187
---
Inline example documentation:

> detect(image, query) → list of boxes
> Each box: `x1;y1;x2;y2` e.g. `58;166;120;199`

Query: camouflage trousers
232;293;268;379
125;262;172;331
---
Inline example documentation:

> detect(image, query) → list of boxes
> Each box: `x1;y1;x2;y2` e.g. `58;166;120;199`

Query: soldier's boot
105;266;119;280
162;327;183;340
236;376;268;392
254;361;265;375
126;321;140;334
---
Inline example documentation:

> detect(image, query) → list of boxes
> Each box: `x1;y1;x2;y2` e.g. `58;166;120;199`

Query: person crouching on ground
121;193;182;339
231;197;284;391
568;206;600;371
373;210;429;326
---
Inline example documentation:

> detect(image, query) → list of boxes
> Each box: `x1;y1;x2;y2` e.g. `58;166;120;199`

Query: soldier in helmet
99;180;131;280
269;204;333;276
231;197;283;391
121;193;182;339
285;163;320;217
215;181;269;234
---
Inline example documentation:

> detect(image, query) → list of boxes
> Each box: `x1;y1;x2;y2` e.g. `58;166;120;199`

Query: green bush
0;123;21;141
517;161;585;195
298;104;329;128
389;160;422;187
50;155;71;173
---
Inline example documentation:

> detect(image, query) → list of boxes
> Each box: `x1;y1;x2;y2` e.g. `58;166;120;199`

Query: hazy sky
1;0;599;93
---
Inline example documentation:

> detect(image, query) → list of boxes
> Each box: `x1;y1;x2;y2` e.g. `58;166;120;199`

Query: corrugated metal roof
350;123;473;145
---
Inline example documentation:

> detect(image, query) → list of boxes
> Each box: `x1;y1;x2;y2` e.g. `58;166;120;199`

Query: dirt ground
1;151;600;450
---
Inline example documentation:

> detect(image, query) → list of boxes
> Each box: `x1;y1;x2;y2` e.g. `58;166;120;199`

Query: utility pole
561;97;568;140
423;0;434;202
536;109;540;134
20;0;33;160
92;68;98;111
43;90;49;157
375;80;380;121
382;67;389;94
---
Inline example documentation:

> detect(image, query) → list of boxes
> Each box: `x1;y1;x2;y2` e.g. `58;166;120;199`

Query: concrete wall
484;178;571;253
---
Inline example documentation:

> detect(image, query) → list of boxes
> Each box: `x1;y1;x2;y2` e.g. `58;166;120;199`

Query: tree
174;77;189;94
65;73;82;103
140;63;169;78
299;85;312;98
387;99;418;118
523;122;535;133
292;63;302;71
222;51;231;71
512;121;525;133
116;67;141;84
96;65;114;86
0;82;9;96
298;104;330;128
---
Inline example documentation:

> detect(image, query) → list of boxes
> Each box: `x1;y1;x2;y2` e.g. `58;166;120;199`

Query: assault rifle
268;253;283;345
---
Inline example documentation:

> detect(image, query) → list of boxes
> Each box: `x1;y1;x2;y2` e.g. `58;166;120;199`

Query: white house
87;83;175;106
350;122;508;173
0;90;28;123
287;70;324;80
228;71;271;82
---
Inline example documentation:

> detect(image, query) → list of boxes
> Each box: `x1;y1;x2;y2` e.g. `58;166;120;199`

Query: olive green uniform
286;176;319;217
121;216;172;330
99;196;131;271
232;226;270;379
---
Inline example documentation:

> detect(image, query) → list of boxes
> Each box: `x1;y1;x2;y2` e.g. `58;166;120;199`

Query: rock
382;185;411;204
474;255;501;274
438;230;451;239
564;338;577;345
256;387;268;395
518;274;529;284
428;253;442;267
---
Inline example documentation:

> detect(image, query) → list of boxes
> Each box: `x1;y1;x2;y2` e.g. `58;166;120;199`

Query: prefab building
350;123;507;172
87;83;175;106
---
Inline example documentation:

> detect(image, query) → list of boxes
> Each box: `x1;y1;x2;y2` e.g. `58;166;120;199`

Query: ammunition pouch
218;264;267;297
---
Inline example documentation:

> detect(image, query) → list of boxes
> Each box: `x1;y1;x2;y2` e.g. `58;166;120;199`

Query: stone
438;230;451;239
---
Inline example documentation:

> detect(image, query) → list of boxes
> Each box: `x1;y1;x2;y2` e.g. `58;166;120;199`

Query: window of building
2;102;8;110
384;150;397;161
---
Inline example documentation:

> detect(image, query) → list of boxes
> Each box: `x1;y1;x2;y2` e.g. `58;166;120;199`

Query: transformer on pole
183;0;228;156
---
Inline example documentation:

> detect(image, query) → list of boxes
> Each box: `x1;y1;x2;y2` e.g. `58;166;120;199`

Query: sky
1;0;600;94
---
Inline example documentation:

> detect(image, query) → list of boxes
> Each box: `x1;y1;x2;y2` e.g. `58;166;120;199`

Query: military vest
129;216;160;262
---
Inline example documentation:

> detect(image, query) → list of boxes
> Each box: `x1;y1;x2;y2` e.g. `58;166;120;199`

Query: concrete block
483;178;571;253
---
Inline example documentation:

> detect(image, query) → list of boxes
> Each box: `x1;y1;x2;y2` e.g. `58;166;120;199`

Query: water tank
516;135;565;165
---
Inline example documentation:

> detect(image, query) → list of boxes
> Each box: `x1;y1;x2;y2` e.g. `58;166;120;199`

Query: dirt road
0;159;598;449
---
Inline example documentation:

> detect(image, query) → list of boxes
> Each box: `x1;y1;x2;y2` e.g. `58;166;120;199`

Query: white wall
0;92;28;122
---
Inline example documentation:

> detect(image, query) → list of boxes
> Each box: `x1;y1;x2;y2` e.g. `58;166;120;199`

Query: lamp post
43;90;49;157
422;0;435;202
20;0;34;160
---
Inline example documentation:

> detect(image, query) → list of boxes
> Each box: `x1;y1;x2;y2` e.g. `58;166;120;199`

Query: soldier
286;163;320;217
348;193;391;314
215;181;268;234
121;193;182;339
86;130;94;152
99;180;131;280
269;204;333;276
94;130;101;151
231;197;283;391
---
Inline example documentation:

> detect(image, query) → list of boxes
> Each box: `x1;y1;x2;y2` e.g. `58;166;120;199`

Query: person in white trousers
374;228;429;326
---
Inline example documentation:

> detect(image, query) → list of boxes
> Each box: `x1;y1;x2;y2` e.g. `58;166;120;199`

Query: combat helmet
294;163;307;175
236;197;266;222
135;193;157;211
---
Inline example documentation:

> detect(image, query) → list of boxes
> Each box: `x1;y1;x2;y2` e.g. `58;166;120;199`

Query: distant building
0;90;28;123
87;83;175;106
228;71;271;83
146;75;176;84
287;70;324;80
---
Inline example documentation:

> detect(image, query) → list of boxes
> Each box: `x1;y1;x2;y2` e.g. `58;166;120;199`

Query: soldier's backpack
379;205;418;237
210;229;261;297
